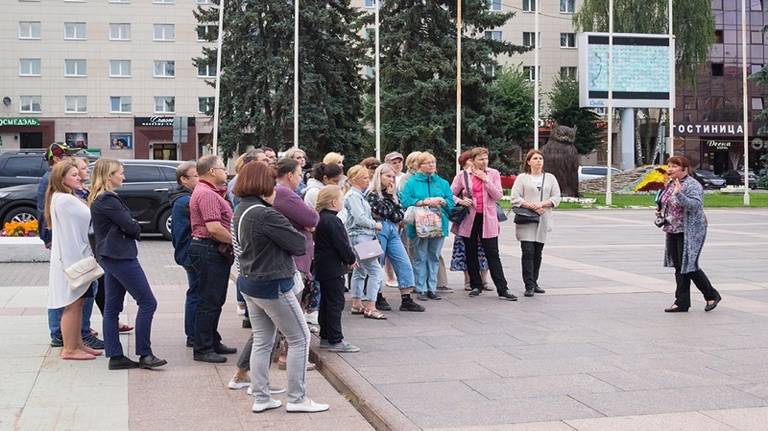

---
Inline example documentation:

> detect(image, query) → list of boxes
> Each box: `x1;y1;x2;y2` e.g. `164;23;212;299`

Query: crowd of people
39;139;721;415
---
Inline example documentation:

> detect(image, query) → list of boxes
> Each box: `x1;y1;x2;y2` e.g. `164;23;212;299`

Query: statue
541;125;579;197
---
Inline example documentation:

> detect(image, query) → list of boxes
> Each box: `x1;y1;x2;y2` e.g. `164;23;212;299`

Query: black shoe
214;343;237;355
524;288;534;297
186;339;194;348
468;288;481;297
426;291;442;300
416;292;429;301
664;305;689;313
533;286;545;294
82;334;105;350
399;298;425;312
50;336;63;348
376;295;392;311
108;355;140;370
139;354;168;369
704;297;721;312
499;290;518;301
194;352;227;363
242;319;251;329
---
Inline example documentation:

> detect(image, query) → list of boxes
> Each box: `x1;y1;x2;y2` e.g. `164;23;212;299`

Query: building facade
0;0;216;160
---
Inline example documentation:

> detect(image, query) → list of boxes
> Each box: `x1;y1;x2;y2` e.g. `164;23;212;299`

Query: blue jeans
189;239;232;354
351;235;385;302
183;266;199;342
101;257;158;358
48;282;96;340
412;236;446;294
377;220;415;288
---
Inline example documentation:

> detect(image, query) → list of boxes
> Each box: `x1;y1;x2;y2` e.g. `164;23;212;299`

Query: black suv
0;150;48;189
0;159;183;239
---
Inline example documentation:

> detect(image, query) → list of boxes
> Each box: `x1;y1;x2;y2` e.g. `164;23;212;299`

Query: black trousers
463;214;508;293
520;241;544;290
668;233;720;309
318;276;346;345
95;275;106;315
189;239;232;354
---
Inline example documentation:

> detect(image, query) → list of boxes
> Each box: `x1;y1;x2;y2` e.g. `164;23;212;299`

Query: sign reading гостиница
0;118;40;127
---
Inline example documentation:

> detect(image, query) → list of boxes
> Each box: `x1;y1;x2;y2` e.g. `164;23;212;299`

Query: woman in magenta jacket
451;147;516;301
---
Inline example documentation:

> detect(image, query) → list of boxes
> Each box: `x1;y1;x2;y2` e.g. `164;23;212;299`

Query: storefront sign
0;118;40;127
134;116;175;127
675;123;745;136
65;132;88;149
706;140;732;150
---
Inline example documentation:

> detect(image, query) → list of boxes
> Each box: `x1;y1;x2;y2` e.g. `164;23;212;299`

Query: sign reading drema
0;118;40;127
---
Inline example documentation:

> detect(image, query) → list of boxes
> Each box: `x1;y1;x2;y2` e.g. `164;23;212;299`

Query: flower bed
2;220;39;237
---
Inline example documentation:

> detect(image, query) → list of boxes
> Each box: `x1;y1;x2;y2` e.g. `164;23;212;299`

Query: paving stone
565;411;732;431
701;406;768;430
463;374;618;400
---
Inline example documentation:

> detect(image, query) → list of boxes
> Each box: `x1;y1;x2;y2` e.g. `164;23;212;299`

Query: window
560;33;576;48
154;96;175;113
488;0;501;11
3;157;45;177
751;0;763;10
19;59;41;76
751;64;764;74
197;63;216;78
560;66;577;80
364;0;374;7
752;97;764;110
752;31;764;44
154;0;175;3
196;0;212;3
523;0;536;11
523;66;540;81
711;63;724;76
110;96;132;113
64;22;86;40
198;97;214;114
124;166;165;183
109;60;131;77
485;31;502;41
65;96;87;113
18;21;41;39
20;96;42;113
715;30;724;43
683;96;697;110
154;60;176;78
109;23;131;40
523;32;538;48
560;0;575;13
65;59;87;77
711;0;723;9
153;24;175;41
197;25;218;41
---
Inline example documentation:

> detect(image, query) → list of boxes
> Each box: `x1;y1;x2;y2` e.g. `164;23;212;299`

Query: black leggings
95;275;106;315
668;233;719;309
463;214;508;293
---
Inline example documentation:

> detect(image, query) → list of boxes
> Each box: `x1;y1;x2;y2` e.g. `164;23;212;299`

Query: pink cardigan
450;168;504;239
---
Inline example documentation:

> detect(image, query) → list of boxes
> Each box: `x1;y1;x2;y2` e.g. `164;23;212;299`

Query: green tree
194;0;368;161
548;76;601;155
487;66;534;173
377;0;529;170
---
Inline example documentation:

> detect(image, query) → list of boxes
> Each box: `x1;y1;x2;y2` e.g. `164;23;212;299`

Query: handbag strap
539;173;546;202
236;203;264;246
463;170;472;198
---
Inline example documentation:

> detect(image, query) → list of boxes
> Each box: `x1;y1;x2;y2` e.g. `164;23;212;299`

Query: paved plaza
2;209;768;430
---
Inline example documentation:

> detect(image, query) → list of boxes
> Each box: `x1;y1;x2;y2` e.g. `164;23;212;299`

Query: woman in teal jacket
399;152;454;300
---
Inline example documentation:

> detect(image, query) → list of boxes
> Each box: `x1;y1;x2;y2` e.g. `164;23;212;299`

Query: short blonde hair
405;151;422;172
415;152;436;168
346;165;368;183
282;147;307;161
315;185;343;211
322;152;344;165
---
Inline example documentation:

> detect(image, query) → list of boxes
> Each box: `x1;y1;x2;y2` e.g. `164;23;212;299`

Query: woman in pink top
451;147;515;300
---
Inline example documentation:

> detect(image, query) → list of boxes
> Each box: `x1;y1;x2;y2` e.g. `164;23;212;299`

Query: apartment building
0;0;216;160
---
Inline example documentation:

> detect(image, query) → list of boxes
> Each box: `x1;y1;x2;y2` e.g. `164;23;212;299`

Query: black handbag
496;203;508;222
448;171;472;223
513;174;545;225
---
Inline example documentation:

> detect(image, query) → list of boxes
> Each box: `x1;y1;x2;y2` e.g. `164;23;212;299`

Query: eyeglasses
211;167;227;172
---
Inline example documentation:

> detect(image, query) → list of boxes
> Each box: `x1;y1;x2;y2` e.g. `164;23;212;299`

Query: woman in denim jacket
344;165;386;319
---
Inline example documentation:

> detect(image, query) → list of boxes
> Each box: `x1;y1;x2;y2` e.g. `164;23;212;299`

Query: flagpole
456;0;462;174
533;0;539;150
606;0;614;206
375;0;381;160
668;0;674;158
293;0;299;149
212;0;225;156
741;0;750;205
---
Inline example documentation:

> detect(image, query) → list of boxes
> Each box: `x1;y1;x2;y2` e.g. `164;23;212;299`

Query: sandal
350;305;365;315
363;309;387;320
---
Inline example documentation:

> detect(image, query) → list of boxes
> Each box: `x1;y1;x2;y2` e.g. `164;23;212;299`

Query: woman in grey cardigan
658;156;721;312
511;150;562;297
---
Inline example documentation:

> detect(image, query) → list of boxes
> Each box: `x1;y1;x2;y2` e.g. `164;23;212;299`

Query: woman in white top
46;159;102;360
510;149;562;298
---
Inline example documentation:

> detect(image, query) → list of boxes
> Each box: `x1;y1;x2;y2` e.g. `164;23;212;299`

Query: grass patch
500;191;768;209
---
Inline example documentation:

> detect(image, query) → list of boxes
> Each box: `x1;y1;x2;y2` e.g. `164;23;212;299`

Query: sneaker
416;292;429;302
50;336;64;348
305;310;319;325
286;399;330;413
426;291;442;300
400;298;425;312
82;334;105;350
247;386;287;396
228;377;250;390
308;325;319;334
499;290;518;301
436;286;454;293
375;295;392;311
252;399;282;413
468;288;481;297
236;303;247;316
328;341;360;353
319;339;330;349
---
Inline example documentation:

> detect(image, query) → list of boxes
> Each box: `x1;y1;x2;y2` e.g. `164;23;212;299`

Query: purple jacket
273;184;319;277
450;168;503;239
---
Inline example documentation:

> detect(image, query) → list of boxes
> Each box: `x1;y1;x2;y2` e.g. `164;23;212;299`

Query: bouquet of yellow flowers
1;220;39;237
635;166;669;192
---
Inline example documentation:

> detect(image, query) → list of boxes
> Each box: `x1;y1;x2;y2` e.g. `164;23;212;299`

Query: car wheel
158;209;172;241
4;206;38;224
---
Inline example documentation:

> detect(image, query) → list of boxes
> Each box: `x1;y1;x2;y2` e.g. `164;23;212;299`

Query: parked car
0;159;184;239
0;150;48;189
722;169;758;189
578;166;622;182
691;170;726;190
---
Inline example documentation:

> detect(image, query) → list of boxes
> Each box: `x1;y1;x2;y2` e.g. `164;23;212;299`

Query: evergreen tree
488;67;535;174
377;0;529;170
194;0;367;161
548;77;601;155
